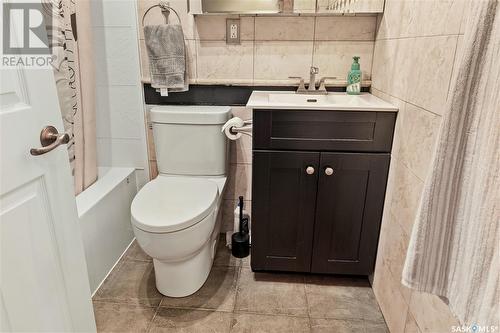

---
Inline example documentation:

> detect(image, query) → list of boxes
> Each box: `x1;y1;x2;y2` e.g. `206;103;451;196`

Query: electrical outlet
226;18;240;44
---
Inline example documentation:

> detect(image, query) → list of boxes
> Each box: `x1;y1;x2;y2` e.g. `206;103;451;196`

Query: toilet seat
131;176;219;233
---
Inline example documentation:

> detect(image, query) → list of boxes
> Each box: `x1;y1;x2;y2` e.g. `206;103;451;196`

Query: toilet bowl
131;175;227;297
130;105;231;297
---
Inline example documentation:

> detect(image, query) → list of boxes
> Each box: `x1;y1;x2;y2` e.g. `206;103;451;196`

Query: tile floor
93;235;388;332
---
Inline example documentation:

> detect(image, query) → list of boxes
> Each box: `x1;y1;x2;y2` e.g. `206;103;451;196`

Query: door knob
325;167;334;176
30;126;70;156
306;166;315;175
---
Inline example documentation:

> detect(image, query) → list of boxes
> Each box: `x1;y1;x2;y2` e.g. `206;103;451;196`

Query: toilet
131;105;231;297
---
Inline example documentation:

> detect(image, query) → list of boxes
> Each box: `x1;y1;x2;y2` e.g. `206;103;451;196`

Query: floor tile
311;318;388;333
240;254;251;269
235;268;308;317
94;260;162;307
124;240;152;262
305;275;384;322
160;265;239;312
365;321;390;333
230;313;310;333
149;308;232;333
93;301;156;333
310;318;364;333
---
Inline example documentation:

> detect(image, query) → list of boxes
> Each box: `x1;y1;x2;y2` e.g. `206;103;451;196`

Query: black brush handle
238;196;244;234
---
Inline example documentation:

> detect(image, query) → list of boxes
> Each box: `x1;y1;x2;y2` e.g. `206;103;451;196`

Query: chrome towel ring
142;1;182;26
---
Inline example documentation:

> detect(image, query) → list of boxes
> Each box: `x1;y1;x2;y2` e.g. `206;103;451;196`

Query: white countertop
246;91;398;112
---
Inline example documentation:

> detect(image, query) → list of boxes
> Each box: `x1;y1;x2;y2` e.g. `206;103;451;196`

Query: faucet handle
318;76;337;92
289;76;306;92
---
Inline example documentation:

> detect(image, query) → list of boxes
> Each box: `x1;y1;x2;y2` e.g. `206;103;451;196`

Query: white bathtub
76;167;137;295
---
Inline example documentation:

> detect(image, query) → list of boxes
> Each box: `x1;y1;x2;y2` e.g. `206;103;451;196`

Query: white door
0;8;96;332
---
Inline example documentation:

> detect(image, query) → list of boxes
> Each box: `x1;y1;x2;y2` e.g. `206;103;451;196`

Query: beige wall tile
448;35;464;98
398;104;442;181
230;106;252;120
459;1;470;35
254;41;314;81
405;36;458;115
195;16;254;41
376;0;416;40
138;0;195;39
230;136;252;165
196;41;253;81
371;38;413;101
388;160;424;236
315;16;376;41
376;0;464;40
255;17;315;41
139;39;149;80
225;163;252;201
146;123;155;161
149;160;158;180
408;0;464;37
376;211;412;303
373;259;409;333
409;291;460;333
186;39;197;80
371;88;406;160
313;41;374;80
380;213;409;282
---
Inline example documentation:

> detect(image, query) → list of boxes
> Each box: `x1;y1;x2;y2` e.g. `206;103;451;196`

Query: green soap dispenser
347;56;362;95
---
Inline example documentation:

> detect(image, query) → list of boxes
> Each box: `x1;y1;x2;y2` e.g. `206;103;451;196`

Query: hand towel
144;24;188;94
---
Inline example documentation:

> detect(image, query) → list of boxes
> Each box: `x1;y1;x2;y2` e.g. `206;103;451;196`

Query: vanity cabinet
251;109;395;275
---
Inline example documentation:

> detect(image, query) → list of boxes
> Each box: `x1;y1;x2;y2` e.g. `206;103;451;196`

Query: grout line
92;299;158;309
311;16;317;67
371;87;444;118
375;33;461;42
303;278;313;331
232;309;310;319
445;36;461;103
157;304;236;313
145;305;161;333
252;17;256;84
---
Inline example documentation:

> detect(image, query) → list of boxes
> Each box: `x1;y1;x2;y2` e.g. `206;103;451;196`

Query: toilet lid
131;176;219;233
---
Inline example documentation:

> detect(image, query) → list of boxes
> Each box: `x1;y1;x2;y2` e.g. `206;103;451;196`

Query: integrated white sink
247;91;398;112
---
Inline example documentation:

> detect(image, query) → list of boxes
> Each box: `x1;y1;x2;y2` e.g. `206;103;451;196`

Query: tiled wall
138;0;377;231
91;0;149;187
370;1;468;332
138;0;377;85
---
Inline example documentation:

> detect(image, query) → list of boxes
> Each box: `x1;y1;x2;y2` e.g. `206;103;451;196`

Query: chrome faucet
289;66;337;95
308;66;319;92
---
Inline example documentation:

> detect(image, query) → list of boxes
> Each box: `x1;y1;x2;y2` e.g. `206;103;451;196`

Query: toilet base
153;236;217;297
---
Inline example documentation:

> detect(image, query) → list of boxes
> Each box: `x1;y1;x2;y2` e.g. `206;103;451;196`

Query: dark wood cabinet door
311;153;390;275
251;151;320;272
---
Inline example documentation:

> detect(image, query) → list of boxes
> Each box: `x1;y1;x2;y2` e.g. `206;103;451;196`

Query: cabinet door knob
306;166;315;175
325;167;334;176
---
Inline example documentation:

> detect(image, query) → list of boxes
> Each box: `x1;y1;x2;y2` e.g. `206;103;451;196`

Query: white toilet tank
150;106;231;176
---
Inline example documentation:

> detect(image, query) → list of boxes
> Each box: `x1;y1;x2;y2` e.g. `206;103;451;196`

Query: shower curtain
42;0;97;194
402;0;499;327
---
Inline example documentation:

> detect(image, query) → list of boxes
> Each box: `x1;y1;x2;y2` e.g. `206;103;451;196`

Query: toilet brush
231;196;250;258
